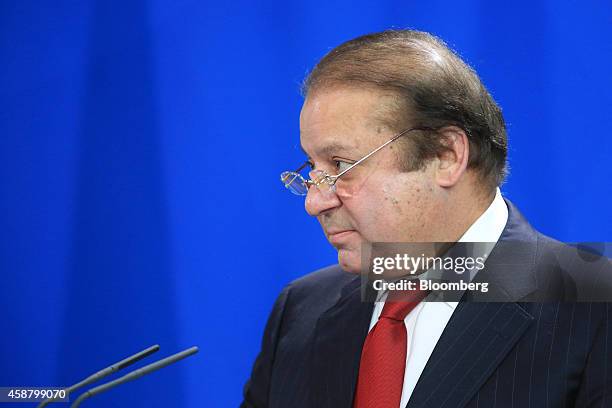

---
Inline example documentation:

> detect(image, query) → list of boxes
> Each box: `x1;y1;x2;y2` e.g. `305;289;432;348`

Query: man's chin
337;248;362;274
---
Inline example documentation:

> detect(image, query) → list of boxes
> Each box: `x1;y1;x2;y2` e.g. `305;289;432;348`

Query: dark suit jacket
241;200;612;407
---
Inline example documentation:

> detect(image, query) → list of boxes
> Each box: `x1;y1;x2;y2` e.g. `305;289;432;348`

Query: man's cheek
357;209;394;241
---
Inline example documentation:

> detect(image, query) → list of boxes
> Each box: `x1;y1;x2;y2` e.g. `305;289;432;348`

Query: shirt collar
440;188;508;308
458;188;508;244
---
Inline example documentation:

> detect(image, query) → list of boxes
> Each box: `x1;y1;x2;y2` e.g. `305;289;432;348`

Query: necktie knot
380;301;415;322
380;288;428;322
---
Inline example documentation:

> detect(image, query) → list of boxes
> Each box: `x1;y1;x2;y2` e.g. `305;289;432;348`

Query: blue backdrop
1;1;610;407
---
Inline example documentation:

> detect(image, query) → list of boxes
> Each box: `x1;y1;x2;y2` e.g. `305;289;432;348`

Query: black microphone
37;344;160;408
70;346;199;408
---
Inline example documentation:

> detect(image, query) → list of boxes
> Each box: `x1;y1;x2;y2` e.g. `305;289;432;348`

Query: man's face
300;87;444;273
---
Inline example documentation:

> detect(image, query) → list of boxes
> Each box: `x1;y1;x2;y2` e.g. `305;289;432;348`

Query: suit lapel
310;275;374;408
406;301;533;408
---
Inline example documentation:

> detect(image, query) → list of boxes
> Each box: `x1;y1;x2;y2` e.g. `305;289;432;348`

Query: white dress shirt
368;188;509;407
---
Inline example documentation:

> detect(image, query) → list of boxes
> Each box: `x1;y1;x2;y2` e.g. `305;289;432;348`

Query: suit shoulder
288;264;353;292
533;231;612;301
282;264;356;307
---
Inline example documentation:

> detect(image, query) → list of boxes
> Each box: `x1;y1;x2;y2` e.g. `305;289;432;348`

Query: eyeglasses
280;127;431;196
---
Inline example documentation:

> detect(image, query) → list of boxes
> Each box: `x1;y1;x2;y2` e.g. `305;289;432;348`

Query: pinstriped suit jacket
241;201;612;408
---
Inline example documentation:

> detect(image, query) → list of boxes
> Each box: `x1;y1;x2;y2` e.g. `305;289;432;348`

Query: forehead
299;87;396;157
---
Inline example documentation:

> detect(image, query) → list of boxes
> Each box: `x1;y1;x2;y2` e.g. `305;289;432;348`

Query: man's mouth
327;230;357;246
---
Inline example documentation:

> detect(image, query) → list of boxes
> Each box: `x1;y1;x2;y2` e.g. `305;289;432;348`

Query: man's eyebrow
300;142;352;157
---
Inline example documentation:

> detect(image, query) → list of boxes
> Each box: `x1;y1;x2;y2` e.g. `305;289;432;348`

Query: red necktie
353;289;428;408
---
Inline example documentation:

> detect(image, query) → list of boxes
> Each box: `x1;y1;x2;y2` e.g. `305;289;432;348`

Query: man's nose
305;186;342;216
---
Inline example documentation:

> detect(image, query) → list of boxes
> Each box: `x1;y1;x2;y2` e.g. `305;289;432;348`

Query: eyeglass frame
281;126;435;195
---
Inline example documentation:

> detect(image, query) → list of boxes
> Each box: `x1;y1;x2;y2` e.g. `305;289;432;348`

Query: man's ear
435;126;470;187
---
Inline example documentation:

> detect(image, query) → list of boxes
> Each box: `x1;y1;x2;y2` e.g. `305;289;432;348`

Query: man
241;30;611;408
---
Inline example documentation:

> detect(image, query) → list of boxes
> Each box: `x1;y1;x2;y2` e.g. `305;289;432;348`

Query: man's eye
335;160;352;173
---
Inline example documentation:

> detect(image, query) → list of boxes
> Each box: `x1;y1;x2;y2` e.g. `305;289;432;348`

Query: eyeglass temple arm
333;127;431;179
